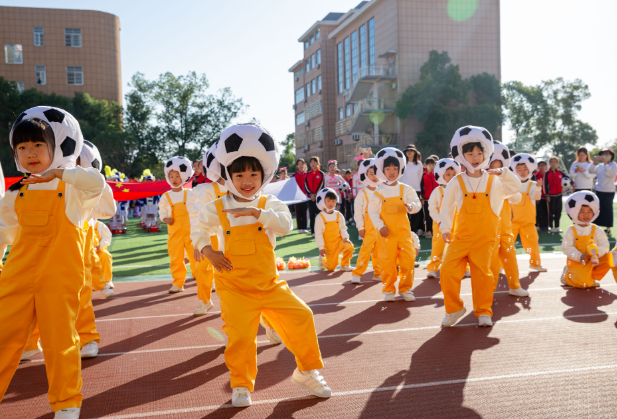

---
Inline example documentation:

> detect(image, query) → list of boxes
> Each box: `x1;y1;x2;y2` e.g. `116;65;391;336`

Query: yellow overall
374;183;416;294
321;212;354;271
0;181;84;411
165;189;197;287
74;222;100;347
213;196;323;391
427;187;446;274
94;222;113;285
564;225;610;288
352;189;381;278
195;183;227;302
440;174;499;317
511;182;542;267
490;199;521;290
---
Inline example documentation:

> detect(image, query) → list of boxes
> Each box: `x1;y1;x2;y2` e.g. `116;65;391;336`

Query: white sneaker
318;256;325;270
561;266;568;285
509;287;529;297
383;292;396;302
399;290;416;302
464;270;471;278
99;286;114;298
21;348;42;360
554;228;563;233
427;271;437;278
529;265;548;272
169;285;184;293
232;387;252;407
193;300;214;316
499;268;505;275
373;274;382;282
54;407;81;419
340;265;353;272
81;341;99;359
106;281;114;289
358;236;363;241
418;230;424;236
260;316;282;344
478;315;493;327
351;276;361;284
442;307;466;327
594;280;602;287
425;232;433;239
291;369;332;398
312;233;315;238
212;280;216;292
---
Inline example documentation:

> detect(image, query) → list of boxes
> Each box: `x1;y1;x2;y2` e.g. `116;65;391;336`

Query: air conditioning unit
295;76;299;81
334;139;343;146
391;82;397;90
305;121;310;127
318;89;322;94
352;134;362;141
293;104;296;110
318;141;323;148
317;64;321;69
304;145;310;152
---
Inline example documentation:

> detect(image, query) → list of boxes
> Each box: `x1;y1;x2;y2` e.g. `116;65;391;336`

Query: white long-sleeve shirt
509;179;542;207
315;209;349;250
352;173;365;197
440;170;521;235
91;183;116;221
589;161;617;193
192;194;292;252
0;166;105;247
428;186;445;226
353;187;376;230
411;231;420;252
569;161;595;190
368;182;422;231
158;188;196;220
562;224;609;262
189;182;228;249
96;220;112;248
400;161;423;191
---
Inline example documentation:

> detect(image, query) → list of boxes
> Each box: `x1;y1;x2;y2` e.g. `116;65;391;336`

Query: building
0;6;122;105
290;0;500;168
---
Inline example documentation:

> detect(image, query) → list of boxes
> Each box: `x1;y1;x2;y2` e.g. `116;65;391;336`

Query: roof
288;60;304;73
322;12;345;21
329;0;383;39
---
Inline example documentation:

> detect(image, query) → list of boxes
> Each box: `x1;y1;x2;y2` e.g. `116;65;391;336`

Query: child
545;156;567;233
0;107;106;419
426;158;461;277
278;167;288;180
344;169;354;223
420;157;439;239
325;160;347;210
368;148;422;302
95;220;114;289
351;158;382;283
439;126;521;328
535;160;549;231
488;143;528;297
159;156;197;293
315;188;354;272
291;158;309;233
561;192;610;288
510;154;548;272
194;124;329;407
304;156;325;236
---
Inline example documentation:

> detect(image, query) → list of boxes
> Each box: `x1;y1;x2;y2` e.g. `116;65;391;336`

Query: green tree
279;133;296;173
395;51;502;157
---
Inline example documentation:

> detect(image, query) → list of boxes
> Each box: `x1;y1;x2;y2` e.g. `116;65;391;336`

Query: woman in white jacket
400;145;424;234
588;148;617;234
569;147;595;191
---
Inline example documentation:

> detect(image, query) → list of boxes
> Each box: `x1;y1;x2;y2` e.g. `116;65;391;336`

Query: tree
502;78;598;168
395;51;502;157
279;133;296;173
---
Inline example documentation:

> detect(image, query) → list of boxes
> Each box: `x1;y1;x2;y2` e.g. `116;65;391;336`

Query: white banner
263;179;308;205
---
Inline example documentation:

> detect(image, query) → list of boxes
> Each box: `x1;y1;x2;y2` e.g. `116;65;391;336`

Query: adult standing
569;147;595;191
292;159;309;233
589;148;617;234
400;145;424;234
304;156;325;237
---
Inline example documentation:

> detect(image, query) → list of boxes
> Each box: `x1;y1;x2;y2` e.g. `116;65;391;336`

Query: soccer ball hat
450;125;494;174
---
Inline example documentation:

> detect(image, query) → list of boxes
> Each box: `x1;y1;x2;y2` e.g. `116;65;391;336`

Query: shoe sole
442;307;467;327
290;377;332;398
478;322;493;327
168;290;183;294
232;400;252;408
81;351;98;359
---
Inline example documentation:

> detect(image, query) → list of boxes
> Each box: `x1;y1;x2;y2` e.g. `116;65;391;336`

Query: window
316;29;321;40
13;81;25;93
294;68;304;79
344;37;351;90
304;41;309;50
65;28;82;47
305;59;310;72
310;34;315;45
35;65;46;85
368;18;375;66
67;66;83;85
359;25;367;69
4;44;23;64
346;104;352;117
339;107;344;120
296;112;305;126
353;103;359;114
351;31;359;82
306;82;311;97
316;49;321;65
311;54;316;69
295;87;305;104
337;43;343;93
34;27;44;46
317;75;322;91
311;79;316;95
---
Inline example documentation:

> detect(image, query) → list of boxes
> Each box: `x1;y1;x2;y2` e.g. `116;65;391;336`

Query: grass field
107;203;617;279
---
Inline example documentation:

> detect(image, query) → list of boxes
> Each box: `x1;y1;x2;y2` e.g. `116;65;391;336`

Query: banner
263;179;309;205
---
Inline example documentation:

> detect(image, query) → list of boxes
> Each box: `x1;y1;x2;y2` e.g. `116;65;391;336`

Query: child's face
549;159;559;169
279;171;287;178
367;167;379;183
328;164;336;174
345;173;352;180
516;163;529;179
15;141;52;174
442;168;456;184
168;170;183;188
426;163;435;173
297;161;306;172
578;206;594;224
310;160;319;170
489;160;503;170
232;168;263;198
463;146;484;169
405;150;416;160
384;165;399;181
324;197;337;211
538;163;547;173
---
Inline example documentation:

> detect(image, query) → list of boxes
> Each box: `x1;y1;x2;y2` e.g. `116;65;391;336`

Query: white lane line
94;363;617;418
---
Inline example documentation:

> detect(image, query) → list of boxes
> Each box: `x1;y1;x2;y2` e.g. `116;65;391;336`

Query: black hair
425;157;436;165
227;156;265;181
325;191;337;201
9;118;56;192
383;156;400;173
310;156;320;166
404;146;419;164
296;158;306;165
461;142;484;154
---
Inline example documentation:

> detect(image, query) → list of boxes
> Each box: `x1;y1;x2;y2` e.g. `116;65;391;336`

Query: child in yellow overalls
488;143;529;297
561;192;611;288
160;156;197;293
315;187;354;272
439;126;521;328
351;158;382;283
427;158;461;278
194;124;330;408
0;107;105;419
509;153;548;272
368;147;422;302
95;220;114;288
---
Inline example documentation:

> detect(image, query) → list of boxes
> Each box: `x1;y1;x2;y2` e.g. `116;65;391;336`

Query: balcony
305;100;323;120
295;126;323;148
356;98;397;113
352;133;398;149
335;117;354;136
344;64;397;102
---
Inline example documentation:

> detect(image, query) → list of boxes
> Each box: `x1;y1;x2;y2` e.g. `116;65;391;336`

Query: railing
304;126;323;144
305;100;323;120
335;118;354;136
356;97;397;112
353;133;398;147
295;132;306;148
344;64;397;101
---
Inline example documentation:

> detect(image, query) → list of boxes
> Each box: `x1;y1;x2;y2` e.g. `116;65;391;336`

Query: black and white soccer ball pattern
374;147;406;183
510;153;537;181
316;187;339;212
450;125;494;174
490;141;511;169
164;156;194;186
562;175;572;190
434;158;461;186
79;140;103;172
215;124;279;200
203;142;222;182
358;158;381;188
9;106;83;174
565;191;600;223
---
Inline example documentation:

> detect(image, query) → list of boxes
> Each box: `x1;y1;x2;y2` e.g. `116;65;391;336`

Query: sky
3;0;616;149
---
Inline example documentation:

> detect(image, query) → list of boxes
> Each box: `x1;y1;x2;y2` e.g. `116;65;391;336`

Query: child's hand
163;218;174;225
202;246;233;272
222;207;261;219
21;170;62;184
194;248;203;263
580;254;592;263
359;229;365;238
487;168;503;176
380;226;389;237
546;197;551;203
442;232;451;243
344;238;352;244
404;203;415;213
320;249;326;257
536;179;542;186
311;194;316;202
